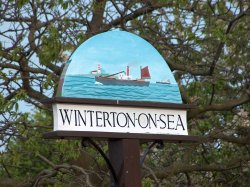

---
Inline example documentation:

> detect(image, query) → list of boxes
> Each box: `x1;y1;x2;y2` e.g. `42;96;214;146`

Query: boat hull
95;76;149;86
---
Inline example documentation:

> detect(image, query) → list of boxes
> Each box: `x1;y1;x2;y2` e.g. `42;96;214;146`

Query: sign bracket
140;140;164;165
81;138;119;186
80;138;165;187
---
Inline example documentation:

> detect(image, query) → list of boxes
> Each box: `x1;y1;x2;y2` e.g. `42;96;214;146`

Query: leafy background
0;1;249;186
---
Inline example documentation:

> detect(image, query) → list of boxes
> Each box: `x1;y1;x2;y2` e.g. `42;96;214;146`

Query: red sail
141;66;151;79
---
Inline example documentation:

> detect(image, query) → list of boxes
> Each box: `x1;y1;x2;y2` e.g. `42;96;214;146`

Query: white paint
53;103;188;135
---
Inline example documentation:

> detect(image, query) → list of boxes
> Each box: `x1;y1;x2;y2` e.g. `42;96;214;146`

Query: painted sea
62;75;182;103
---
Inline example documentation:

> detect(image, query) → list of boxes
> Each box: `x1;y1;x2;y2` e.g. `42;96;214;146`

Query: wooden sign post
109;139;141;187
43;31;201;186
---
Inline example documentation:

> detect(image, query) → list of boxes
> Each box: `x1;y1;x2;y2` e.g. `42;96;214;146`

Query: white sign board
53;103;188;135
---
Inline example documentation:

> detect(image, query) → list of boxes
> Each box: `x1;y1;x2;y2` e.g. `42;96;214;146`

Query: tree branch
36;153;94;187
86;0;107;36
103;2;174;31
188;93;250;119
156;154;250;179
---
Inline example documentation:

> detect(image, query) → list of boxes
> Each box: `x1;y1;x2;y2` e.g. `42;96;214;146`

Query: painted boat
95;66;151;86
156;79;170;84
156;81;170;84
95;76;150;86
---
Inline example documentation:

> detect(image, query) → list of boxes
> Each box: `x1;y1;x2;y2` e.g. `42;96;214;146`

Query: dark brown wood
41;97;196;110
109;139;141;187
43;131;201;143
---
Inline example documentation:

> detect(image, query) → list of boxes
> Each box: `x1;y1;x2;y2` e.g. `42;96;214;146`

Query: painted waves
62;75;182;103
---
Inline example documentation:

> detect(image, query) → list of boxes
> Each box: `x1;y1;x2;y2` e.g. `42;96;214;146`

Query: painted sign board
57;30;182;104
53;103;188;135
50;30;191;137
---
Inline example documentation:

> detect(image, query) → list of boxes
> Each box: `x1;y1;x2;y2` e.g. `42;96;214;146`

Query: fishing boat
95;66;151;86
156;79;171;84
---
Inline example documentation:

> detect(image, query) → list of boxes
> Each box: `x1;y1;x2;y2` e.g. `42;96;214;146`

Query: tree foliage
0;0;250;186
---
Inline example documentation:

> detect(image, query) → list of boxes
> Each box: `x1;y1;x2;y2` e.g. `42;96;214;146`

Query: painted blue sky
66;30;177;84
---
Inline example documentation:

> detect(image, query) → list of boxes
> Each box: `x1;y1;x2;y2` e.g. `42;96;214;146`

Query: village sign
43;30;200;187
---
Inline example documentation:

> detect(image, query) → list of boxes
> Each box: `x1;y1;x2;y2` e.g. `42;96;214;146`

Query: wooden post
109;139;141;187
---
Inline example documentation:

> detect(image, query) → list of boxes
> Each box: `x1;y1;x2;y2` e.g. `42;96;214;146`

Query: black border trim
41;97;195;110
43;131;201;143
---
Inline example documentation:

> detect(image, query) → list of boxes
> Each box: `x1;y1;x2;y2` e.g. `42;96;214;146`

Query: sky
66;30;177;84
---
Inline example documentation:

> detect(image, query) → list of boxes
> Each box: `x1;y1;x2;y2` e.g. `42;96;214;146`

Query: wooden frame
42;97;201;143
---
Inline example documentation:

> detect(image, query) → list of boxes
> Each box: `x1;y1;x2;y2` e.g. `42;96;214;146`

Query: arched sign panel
51;31;190;136
58;31;182;104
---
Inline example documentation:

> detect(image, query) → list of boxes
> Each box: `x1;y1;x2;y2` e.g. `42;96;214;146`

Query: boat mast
97;64;101;74
140;66;142;80
127;66;129;76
